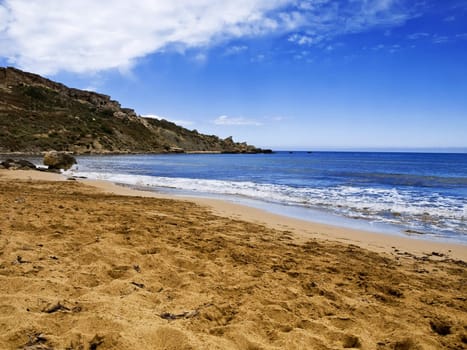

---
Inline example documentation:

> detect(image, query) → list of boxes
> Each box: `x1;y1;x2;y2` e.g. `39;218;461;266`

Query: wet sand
0;169;466;349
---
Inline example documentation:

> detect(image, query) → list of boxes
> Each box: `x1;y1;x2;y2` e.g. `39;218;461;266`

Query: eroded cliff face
0;67;269;154
1;67;120;110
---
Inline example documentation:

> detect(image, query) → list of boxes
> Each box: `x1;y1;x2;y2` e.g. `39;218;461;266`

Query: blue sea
68;152;467;243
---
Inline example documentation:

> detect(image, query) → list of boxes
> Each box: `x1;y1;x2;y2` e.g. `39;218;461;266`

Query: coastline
2;169;466;261
1;168;466;349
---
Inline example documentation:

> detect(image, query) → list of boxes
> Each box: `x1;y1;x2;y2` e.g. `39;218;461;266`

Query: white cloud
251;54;266;63
370;43;401;53
83;86;97;92
0;6;9;32
214;115;263;126
372;44;385;51
288;33;315;45
278;11;306;29
407;32;430;40
193;53;208;64
142;114;194;128
172;120;195;127
432;35;450;44
270;116;287;121
293;50;311;60
406;32;467;45
339;0;411;33
0;0;290;74
286;0;413;48
0;0;416;75
142;114;164;120
224;45;248;56
389;44;400;53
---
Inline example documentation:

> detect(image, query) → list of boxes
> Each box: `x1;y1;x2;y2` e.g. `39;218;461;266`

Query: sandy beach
0;169;466;349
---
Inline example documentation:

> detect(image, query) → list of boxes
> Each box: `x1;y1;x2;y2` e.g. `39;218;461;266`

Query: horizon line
262;147;467;154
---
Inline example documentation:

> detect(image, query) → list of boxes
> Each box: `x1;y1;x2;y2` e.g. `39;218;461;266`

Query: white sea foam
71;171;467;236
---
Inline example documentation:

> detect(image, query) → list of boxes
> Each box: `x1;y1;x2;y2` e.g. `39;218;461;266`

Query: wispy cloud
270;116;287;122
224;45;248;56
83;86;97;92
288;33;315;46
372;44;386;51
142;114;164;120
286;0;415;48
389;44;401;53
368;42;401;54
0;0;418;75
250;54;266;63
293;50;311;60
432;35;450;44
172;120;195;127
407;32;430;40
406;31;467;45
214;115;263;126
142;114;195;128
193;53;208;64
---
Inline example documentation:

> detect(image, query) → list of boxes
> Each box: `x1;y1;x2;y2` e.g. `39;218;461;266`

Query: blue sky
1;0;466;150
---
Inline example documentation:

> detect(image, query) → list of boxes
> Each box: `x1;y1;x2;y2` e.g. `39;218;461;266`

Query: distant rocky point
0;67;271;155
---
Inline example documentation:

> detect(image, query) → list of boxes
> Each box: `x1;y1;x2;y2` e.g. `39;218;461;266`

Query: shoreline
3;169;465;261
0;149;271;156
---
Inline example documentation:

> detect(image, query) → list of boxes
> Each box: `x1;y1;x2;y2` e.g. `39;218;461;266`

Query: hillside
0;67;269;154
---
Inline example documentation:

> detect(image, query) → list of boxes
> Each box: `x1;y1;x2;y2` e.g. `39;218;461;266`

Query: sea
64;152;467;244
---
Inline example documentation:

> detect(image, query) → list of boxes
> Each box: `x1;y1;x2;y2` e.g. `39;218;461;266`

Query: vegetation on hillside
0;67;268;154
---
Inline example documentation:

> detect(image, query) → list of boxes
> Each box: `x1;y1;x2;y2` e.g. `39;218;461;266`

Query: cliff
0;67;269;154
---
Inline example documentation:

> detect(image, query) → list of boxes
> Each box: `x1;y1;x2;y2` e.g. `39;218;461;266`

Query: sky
1;0;466;151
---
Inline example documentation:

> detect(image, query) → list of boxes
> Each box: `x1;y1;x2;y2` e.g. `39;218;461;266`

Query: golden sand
0;170;466;349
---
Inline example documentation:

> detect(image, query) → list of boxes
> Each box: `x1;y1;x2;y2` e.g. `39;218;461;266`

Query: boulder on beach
0;159;37;170
43;151;77;170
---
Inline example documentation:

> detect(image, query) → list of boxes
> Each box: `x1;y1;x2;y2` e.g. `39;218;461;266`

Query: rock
0;159;37;170
224;136;234;144
430;319;451;336
89;335;104;350
43;151;77;170
168;147;185;153
343;335;361;348
17;159;37;169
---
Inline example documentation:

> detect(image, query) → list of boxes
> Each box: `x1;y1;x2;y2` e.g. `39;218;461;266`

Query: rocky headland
0;67;271;155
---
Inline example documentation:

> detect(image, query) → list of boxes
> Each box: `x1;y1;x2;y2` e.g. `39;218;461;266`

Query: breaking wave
72;171;467;240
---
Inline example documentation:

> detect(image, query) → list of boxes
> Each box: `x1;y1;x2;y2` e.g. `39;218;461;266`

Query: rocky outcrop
0;67;122;112
43;151;77;170
0;67;271;155
0;159;37;170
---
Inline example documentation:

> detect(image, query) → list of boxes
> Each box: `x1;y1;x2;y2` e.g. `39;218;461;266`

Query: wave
71;171;467;237
326;171;467;188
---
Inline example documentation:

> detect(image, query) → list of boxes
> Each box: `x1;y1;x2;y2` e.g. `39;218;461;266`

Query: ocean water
68;152;467;243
